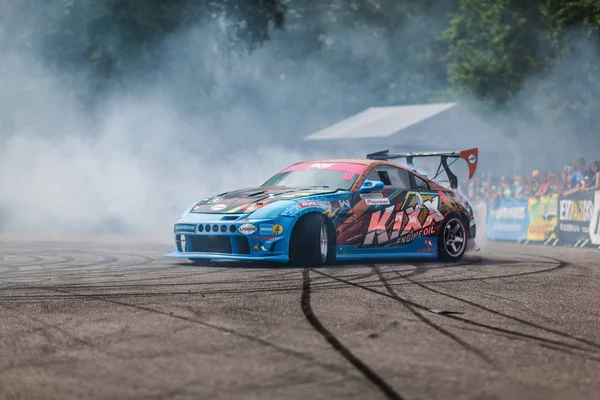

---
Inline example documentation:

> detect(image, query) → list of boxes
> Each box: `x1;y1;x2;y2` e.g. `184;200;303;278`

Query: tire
437;215;468;261
289;213;334;267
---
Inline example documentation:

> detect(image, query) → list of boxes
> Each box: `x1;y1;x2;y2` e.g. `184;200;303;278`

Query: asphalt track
1;236;599;400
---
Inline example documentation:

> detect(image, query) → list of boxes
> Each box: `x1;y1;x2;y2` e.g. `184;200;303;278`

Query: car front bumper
164;214;294;264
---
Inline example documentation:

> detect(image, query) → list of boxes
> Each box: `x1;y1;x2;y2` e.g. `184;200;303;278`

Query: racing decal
365;198;390;206
260;224;284;235
253;235;278;240
174;224;196;233
190;186;339;214
361;194;444;246
299;201;321;208
360;193;383;199
337;199;351;208
334;191;452;247
321;200;351;219
280;162;366;175
417;239;435;253
238;223;257;235
309;163;334;169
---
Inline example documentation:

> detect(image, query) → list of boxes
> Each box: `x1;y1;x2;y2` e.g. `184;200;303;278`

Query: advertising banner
590;191;600;245
526;195;558;241
486;198;529;241
557;191;595;242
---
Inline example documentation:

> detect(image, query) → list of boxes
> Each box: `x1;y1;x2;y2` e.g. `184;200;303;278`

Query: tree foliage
0;1;285;91
1;0;599;138
442;0;600;138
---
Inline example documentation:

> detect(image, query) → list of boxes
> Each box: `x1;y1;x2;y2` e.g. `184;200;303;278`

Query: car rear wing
366;148;479;189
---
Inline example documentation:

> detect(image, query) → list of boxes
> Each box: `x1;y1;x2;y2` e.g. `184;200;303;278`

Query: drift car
165;148;479;266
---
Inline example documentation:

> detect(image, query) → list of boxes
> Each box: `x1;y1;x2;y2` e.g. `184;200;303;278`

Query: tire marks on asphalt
371;265;497;367
313;256;600;364
300;268;404;400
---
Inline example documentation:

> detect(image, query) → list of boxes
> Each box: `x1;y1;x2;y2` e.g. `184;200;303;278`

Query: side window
412;173;430;191
366;166;411;189
366;168;390;185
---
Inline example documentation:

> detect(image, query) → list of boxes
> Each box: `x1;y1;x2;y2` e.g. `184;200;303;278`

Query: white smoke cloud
1;2;597;238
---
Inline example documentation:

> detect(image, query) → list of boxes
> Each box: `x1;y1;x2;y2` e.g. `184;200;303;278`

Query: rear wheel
289;213;334;267
438;215;467;261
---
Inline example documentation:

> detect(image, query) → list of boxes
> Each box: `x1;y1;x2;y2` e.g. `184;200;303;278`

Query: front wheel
438;216;467;261
289;213;334;267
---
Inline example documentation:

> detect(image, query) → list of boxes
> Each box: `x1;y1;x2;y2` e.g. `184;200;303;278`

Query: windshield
261;162;366;190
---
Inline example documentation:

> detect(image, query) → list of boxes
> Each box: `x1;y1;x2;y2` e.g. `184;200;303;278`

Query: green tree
536;0;600;128
442;0;600;142
441;0;541;110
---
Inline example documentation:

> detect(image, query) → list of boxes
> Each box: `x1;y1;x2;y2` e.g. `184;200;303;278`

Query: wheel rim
444;218;466;257
319;220;328;263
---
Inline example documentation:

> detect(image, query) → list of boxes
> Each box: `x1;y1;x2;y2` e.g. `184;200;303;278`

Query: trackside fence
471;190;600;249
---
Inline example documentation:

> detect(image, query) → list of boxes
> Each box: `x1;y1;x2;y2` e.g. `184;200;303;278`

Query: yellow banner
526;195;558;241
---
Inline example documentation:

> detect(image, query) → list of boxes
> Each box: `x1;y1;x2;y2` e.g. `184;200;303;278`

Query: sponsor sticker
309;163;334;169
174;224;196;232
260;225;273;234
365;198;390;206
253;235;278;240
299;201;320;208
468;154;477;164
238;223;257;235
253;243;268;251
262;224;284;235
360;192;383;199
211;204;227;211
207;197;223;204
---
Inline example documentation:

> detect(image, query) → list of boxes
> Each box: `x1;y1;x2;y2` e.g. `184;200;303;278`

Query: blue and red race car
165;148;479;266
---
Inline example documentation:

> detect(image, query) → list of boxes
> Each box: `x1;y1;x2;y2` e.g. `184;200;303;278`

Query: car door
358;165;413;247
406;170;446;238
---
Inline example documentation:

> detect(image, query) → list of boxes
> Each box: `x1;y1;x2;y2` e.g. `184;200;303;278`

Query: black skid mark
301;268;404;400
372;266;497;367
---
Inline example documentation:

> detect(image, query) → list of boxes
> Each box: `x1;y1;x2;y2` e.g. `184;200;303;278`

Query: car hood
189;186;339;214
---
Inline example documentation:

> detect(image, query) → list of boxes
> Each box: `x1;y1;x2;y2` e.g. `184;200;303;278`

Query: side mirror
359;180;384;193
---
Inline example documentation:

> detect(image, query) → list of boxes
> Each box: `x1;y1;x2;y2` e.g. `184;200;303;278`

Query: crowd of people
463;157;600;201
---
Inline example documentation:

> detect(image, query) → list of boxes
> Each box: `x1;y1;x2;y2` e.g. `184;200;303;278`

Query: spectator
522;176;533;198
531;170;542;194
569;158;586;190
500;175;512;198
538;171;560;196
586;160;600;190
562;165;573;191
458;156;594;201
513;176;524;198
